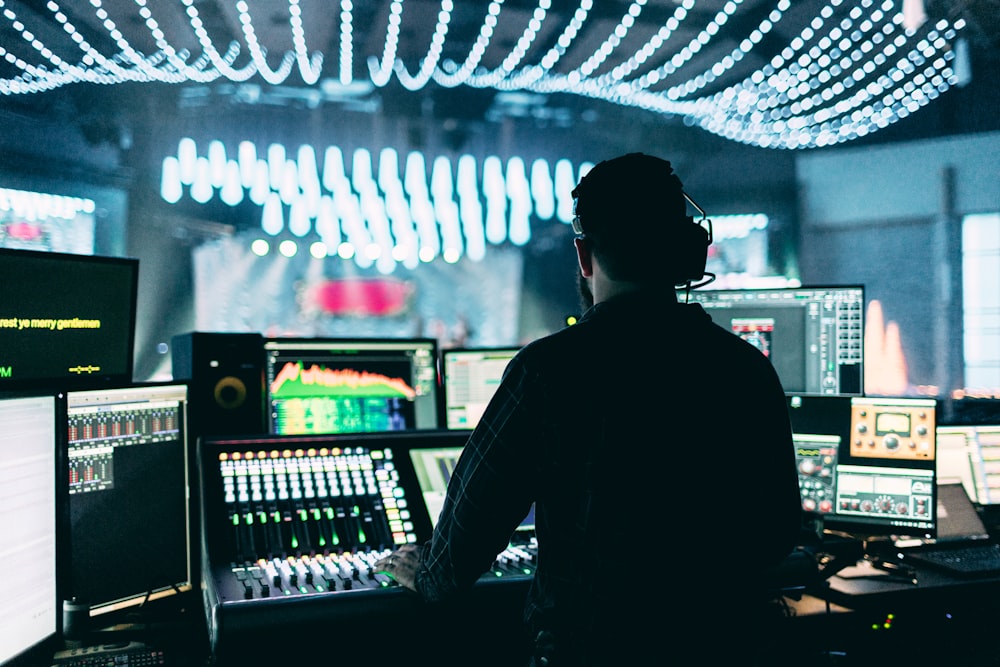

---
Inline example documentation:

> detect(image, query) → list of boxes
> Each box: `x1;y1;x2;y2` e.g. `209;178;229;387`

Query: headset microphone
671;192;714;288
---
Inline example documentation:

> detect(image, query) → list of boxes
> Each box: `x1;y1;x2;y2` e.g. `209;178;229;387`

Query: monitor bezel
439;345;521;430
0;390;64;665
262;336;442;436
693;283;865;396
787;394;938;541
61;381;194;623
0;248;139;391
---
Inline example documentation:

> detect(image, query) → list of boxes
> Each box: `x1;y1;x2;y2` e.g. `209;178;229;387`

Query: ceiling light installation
0;1;968;148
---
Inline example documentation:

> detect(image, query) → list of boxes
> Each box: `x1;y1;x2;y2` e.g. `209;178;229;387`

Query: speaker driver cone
214;376;248;410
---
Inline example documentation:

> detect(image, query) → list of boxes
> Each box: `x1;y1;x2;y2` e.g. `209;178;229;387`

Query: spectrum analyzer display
263;338;440;436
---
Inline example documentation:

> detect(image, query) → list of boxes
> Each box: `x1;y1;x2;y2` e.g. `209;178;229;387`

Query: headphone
668;191;714;288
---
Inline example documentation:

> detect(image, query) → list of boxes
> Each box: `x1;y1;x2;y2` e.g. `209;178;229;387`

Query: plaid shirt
414;290;802;661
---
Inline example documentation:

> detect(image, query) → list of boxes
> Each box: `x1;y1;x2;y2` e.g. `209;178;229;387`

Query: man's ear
574;237;594;278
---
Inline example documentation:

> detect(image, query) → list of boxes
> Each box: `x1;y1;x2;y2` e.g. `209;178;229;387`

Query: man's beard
577;272;594;311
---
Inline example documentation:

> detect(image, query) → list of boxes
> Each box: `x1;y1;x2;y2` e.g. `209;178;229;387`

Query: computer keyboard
51;641;167;666
903;542;1000;577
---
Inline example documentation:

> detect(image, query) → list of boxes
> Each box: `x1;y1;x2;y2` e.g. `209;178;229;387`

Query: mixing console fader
199;430;537;663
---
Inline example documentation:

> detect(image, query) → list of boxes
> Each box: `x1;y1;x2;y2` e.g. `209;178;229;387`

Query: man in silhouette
377;152;802;665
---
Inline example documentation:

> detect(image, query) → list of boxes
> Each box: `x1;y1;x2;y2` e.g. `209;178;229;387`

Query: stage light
220;162;244;206
262;193;284;236
238;141;258;188
178;139;197;186
160;157;182;204
191;157;213;204
251;239;270;256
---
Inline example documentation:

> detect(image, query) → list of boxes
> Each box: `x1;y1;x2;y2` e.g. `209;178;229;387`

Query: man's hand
374;543;422;592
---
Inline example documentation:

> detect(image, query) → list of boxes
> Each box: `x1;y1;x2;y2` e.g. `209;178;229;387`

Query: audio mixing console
198;430;537;663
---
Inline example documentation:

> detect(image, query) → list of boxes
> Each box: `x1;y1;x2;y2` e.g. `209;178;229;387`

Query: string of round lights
0;0;968;149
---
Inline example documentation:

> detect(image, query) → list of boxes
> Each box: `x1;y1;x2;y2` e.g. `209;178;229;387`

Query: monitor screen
0;248;138;390
408;439;535;534
440;347;520;430
788;395;938;539
64;383;192;618
0;392;60;666
263;337;440;436
937;424;1000;506
694;285;864;395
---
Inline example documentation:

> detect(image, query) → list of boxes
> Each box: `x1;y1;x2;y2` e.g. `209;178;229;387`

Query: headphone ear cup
669;217;710;285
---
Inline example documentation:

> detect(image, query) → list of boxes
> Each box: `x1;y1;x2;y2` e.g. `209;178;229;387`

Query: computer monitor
694;285;864;395
408;436;535;536
63;383;192;619
0;248;138;390
440;346;520;430
0;392;61;666
787;395;937;540
937;424;1000;506
263;337;440;435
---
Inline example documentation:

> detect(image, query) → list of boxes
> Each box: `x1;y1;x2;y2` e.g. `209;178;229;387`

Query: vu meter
850;397;937;460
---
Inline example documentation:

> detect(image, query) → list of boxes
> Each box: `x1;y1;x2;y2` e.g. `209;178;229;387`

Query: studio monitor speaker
171;332;266;439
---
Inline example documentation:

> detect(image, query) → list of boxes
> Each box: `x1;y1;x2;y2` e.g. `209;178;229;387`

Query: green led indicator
291;535;299;549
298;509;307;521
312;508;321;520
245;513;254;525
325;507;334;519
232;514;239;526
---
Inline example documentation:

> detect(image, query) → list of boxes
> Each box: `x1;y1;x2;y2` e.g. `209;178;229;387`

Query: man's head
571;153;708;288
